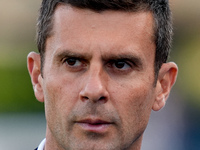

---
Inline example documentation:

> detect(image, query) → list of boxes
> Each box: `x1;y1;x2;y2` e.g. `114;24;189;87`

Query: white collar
37;138;46;150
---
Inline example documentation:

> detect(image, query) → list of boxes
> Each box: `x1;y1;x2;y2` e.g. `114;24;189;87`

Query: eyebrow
102;53;143;69
53;49;92;62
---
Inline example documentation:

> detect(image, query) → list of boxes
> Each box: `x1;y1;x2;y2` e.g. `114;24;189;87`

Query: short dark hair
37;0;173;80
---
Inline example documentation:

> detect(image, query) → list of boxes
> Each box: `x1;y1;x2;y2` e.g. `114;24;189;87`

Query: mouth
75;118;113;133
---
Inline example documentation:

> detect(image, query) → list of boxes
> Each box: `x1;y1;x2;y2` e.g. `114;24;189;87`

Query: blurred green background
171;0;200;108
0;0;43;112
1;0;199;112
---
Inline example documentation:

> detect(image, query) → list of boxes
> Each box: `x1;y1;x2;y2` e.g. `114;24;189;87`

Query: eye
113;60;131;70
64;58;82;67
105;59;135;75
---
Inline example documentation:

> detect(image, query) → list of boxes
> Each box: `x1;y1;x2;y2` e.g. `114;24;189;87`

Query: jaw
45;124;144;150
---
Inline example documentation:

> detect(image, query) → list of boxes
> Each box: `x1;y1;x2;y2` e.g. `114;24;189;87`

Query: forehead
46;5;155;65
52;4;155;36
52;5;154;44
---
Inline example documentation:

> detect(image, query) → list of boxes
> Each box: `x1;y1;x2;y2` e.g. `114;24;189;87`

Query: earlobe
27;52;44;102
152;62;178;111
152;95;166;111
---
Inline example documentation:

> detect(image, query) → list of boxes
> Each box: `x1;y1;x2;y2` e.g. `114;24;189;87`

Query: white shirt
37;138;46;150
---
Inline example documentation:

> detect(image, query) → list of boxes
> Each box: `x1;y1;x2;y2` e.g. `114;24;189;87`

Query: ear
27;52;44;102
152;62;178;111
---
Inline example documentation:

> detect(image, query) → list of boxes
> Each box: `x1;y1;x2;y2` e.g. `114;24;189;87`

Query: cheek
43;76;79;122
43;80;61;125
42;76;81;141
112;82;155;132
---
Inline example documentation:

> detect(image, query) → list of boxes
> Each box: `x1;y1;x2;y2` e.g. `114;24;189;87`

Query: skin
28;4;178;150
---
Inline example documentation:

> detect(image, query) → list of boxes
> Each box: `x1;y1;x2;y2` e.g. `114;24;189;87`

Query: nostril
82;96;89;100
99;96;106;101
96;96;108;103
80;95;107;103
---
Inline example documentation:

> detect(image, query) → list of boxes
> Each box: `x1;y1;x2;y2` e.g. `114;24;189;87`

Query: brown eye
113;61;130;70
115;61;126;69
66;58;76;66
65;58;81;67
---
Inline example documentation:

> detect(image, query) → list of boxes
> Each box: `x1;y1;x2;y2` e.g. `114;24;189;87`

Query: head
28;0;178;150
37;0;173;80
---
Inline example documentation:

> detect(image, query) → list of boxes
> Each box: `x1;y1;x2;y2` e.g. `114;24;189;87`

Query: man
27;0;178;150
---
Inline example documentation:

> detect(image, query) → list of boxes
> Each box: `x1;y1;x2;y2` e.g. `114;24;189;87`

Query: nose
79;68;109;103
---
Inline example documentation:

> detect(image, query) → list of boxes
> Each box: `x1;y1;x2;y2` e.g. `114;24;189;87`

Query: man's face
39;5;158;150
